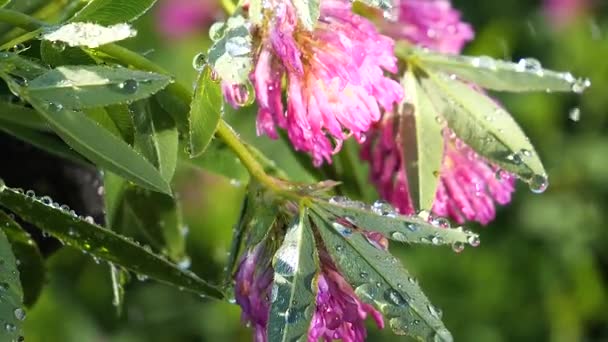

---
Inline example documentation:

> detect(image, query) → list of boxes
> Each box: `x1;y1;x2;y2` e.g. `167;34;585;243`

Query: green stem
0;8;292;198
220;0;237;15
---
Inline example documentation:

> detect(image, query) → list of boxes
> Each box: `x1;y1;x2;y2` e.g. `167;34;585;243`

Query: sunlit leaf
207;15;253;85
25;65;172;109
41;22;136;48
189;65;222;158
25;95;172;194
0;211;45;308
0;187;224;299
406;45;591;93
69;0;159;25
400;69;444;210
132;99;178;183
312;212;453;341
419;68;547;182
0;214;24;342
267;212;318;342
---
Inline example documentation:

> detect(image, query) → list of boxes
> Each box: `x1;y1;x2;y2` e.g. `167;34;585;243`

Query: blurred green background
19;0;608;341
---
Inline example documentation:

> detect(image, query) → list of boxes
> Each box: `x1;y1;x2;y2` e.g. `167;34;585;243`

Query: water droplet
335;245;344;252
467;235;480;247
192;52;207;71
117;79;138;94
209;22;226;41
431;235;443;245
230;82;255;107
451;241;465;253
136;273;148;281
384;289;408;306
391;231;406;241
359;271;368;279
571;78;591;94
406;223;418;232
471;56;496;70
177;256;191;270
14;308;26;321
427;304;443;319
51;40;66;52
333;222;353;238
431;217;451;228
568;107;581;122
0;179;5;193
225;36;251;57
270;284;279;302
434;328;454;342
47;102;63;112
25;190;35;197
520;149;532;158
371;200;396;217
529;174;549;194
516;58;543;75
408;276;418;285
4;323;16;332
40;196;52;205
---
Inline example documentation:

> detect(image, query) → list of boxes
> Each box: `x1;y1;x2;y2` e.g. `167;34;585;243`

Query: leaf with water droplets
207;15;253;85
41;22;137;49
314;198;478;247
400;44;590;93
0;211;45;308
0;187;224;299
0;215;24;341
25;65;172;109
132;99;178;183
399;69;445;211
312;213;452;341
267;212;318;342
189;65;222;158
419;68;546;181
293;0;321;31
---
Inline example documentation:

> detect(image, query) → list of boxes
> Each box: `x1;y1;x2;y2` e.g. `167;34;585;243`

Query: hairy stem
0;9;289;197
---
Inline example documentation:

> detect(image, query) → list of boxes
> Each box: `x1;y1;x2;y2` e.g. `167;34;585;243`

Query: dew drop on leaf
467;235;480;247
569;107;581;122
51;40;66;52
434;328;454;342
529;174;549;194
14;308;26;321
118;79;139;94
451;241;465;253
384;289;408;306
0;178;5;193
47;102;63;113
427;304;443;319
192;52;207;71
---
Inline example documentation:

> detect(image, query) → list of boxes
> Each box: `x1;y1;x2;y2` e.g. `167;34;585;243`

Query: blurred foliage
13;0;608;341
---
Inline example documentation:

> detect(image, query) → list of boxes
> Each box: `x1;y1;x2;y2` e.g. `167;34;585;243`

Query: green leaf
189;65;222;158
155;86;190;131
314;198;479;248
109;263;129;315
0;101;48;131
0;0;11;9
312;212;453;341
132;100;178;183
0;187;224;299
207;15;253;85
120;187;187;263
25;96;172;195
106;104;135;144
0;215;24;342
267;212;318;342
85;107;123;138
400;69;445;210
69;0;159;25
408;46;591;93
25;65;172;109
0;52;47;80
0;211;45;308
0;119;88;164
419;68;547;181
103;171;128;228
293;0;320;31
40;41;97;67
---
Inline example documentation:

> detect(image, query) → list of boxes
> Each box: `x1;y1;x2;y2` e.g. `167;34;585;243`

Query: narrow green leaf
314;198;479;248
420;69;546;181
69;0;159;25
121;187;186;263
409;46;590;93
103;171;128;228
0;119;88;164
0;0;11;9
207;15;253;85
0;52;47;80
0;211;45;308
224;196;249;284
155;86;190;131
106;104;135;144
267;212;318;342
312;213;453;341
0;218;24;342
26;65;172;109
400;70;444;210
26;96;172;195
0;101;48;131
85;107;123;138
132;100;178;183
189;65;222;158
293;0;320;31
109;263;129;315
0;187;224;299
